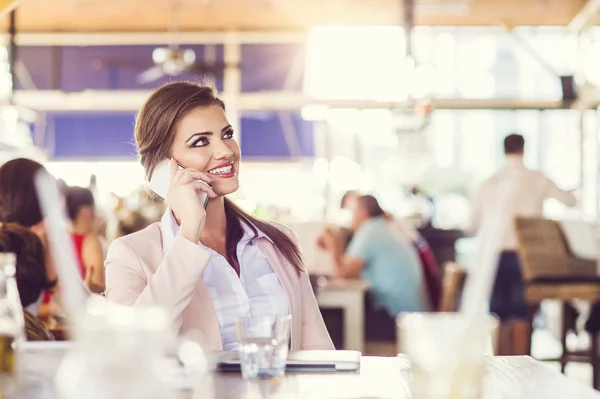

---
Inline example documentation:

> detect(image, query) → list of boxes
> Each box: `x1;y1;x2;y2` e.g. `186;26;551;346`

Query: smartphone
148;160;210;209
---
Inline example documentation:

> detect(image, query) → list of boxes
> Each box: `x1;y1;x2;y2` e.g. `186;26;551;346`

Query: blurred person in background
88;174;97;194
87;174;110;242
105;82;333;350
321;195;429;341
469;133;577;355
325;190;440;309
0;223;56;341
65;186;106;293
0;158;59;314
115;209;150;238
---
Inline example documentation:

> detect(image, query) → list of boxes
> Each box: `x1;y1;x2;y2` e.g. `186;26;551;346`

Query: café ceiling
0;0;591;33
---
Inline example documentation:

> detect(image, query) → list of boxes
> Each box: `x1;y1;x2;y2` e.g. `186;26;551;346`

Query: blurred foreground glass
55;297;174;399
398;313;498;399
235;315;291;379
0;253;24;399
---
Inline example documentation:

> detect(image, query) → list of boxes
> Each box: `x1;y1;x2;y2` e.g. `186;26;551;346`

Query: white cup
397;312;499;399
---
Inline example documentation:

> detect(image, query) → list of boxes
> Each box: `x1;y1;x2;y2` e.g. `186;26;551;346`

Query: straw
445;180;517;398
460;179;517;316
34;169;88;330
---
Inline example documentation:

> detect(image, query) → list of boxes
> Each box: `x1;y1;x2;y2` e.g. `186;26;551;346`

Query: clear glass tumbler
235;315;291;379
397;312;498;399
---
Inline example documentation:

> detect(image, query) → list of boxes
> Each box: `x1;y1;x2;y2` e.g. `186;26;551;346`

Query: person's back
472;155;576;251
0;223;56;341
65;186;106;293
469;133;576;356
348;216;427;315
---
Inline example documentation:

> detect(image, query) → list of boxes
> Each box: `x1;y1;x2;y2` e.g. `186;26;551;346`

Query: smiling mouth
208;164;234;176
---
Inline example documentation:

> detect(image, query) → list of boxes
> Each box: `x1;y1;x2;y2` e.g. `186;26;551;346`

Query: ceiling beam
569;0;600;33
0;31;307;47
11;90;569;112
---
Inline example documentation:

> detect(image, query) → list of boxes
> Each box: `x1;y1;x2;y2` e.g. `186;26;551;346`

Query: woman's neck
71;221;88;235
200;197;227;241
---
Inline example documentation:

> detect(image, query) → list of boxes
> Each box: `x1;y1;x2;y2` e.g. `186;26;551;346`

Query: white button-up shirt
161;210;289;350
469;155;577;251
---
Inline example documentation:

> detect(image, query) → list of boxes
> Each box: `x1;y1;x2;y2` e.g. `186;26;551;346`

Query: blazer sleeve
276;224;334;350
299;271;335;350
104;235;211;331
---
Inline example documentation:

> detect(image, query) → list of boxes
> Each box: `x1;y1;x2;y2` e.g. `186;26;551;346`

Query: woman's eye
223;130;234;139
192;138;209;147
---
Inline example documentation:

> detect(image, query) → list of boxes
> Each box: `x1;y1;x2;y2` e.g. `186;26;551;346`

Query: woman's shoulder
106;222;162;256
262;219;293;233
81;233;103;250
256;219;298;243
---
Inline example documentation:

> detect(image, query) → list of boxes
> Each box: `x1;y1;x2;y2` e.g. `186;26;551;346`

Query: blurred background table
315;278;369;352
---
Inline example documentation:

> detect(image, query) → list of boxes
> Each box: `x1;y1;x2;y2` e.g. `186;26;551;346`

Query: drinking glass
235;315;291;379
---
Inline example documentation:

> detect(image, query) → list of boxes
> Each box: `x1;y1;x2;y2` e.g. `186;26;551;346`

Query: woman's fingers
188;181;217;198
172;166;214;187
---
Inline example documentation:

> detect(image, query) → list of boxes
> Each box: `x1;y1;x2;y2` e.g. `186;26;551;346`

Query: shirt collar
160;209;272;253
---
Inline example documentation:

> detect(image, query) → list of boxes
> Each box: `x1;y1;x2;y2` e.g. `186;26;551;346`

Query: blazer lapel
157;222;223;351
257;239;301;350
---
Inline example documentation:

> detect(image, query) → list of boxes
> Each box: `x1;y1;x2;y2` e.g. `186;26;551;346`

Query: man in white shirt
469;133;577;356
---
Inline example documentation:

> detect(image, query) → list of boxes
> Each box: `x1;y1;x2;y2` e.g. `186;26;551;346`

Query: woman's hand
165;159;217;243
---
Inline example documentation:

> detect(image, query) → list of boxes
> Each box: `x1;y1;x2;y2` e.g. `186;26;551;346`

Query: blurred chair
515;217;600;388
24;309;54;341
438;262;467;312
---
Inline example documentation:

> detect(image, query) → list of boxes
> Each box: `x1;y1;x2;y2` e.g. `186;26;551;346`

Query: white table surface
19;350;600;399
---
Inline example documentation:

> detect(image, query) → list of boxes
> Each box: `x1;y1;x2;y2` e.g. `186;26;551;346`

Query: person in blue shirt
322;195;428;340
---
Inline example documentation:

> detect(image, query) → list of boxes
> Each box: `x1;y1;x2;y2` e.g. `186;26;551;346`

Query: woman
105;82;333;351
0;158;59;307
65;186;105;293
0;223;55;341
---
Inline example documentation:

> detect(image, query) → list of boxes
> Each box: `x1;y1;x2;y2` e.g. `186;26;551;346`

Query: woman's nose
213;141;234;160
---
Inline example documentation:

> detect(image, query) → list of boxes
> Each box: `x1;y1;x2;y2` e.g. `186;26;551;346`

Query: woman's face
171;105;240;197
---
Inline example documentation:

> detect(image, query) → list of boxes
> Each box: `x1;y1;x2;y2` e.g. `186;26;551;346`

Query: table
316;278;370;352
210;356;599;399
19;353;600;399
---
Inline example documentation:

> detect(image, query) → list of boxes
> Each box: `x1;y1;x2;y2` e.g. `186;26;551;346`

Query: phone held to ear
148;160;211;209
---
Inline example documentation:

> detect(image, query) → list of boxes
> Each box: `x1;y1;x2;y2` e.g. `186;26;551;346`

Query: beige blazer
104;221;334;351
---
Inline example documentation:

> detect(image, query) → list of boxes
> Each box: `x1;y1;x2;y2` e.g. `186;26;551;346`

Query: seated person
0;158;60;315
337;190;440;308
322;195;429;340
65;186;105;293
0;223;56;341
104;83;333;350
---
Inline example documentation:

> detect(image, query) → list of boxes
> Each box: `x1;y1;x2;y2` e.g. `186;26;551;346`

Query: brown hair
504;133;525;155
357;195;385;218
65;186;95;221
135;82;303;273
0;223;55;307
0;158;45;227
